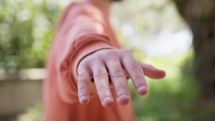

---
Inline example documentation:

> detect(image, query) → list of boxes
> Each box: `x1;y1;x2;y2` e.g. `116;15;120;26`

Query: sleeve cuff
58;34;115;104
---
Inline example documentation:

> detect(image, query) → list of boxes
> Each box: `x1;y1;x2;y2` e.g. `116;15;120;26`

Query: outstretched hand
77;49;166;108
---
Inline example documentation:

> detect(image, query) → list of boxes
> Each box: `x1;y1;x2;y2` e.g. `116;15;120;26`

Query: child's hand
77;49;166;108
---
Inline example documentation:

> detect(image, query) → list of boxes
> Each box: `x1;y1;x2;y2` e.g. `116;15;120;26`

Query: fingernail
80;96;89;104
103;97;114;108
117;95;130;105
138;86;148;95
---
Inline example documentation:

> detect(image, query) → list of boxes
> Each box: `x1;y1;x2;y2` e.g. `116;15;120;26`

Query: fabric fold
57;34;115;103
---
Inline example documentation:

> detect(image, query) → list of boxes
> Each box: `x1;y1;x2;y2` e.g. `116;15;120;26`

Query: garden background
0;0;215;121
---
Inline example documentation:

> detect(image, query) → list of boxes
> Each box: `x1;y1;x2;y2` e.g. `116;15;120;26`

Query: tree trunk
175;0;215;100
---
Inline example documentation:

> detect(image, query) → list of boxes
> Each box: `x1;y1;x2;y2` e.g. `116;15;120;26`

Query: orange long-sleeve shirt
44;2;134;121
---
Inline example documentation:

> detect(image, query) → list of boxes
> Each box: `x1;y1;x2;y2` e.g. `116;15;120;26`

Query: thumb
140;62;166;79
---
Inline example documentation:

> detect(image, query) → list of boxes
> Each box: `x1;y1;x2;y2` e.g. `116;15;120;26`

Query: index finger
122;57;148;95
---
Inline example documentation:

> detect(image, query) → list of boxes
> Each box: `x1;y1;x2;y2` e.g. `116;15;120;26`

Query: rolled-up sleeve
53;8;115;103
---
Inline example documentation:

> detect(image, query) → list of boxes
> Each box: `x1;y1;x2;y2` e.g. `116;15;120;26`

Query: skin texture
78;0;166;108
77;49;166;108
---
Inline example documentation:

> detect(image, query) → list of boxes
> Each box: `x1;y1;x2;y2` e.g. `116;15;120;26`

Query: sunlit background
0;0;214;121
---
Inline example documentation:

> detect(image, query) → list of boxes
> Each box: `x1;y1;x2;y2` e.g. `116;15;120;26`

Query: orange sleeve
53;5;115;104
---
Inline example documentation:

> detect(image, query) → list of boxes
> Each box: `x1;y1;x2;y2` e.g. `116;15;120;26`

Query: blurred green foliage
16;52;215;121
1;0;214;121
10;58;215;120
0;0;185;72
132;51;215;121
0;0;61;72
17;104;43;121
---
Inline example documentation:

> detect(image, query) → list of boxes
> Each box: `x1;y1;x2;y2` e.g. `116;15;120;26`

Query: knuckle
111;68;124;78
106;58;125;78
130;62;141;71
78;85;86;93
122;54;134;63
122;50;132;56
78;77;87;83
89;58;101;65
94;69;108;79
94;52;104;60
130;63;143;80
78;83;88;96
78;80;88;90
102;50;116;58
81;56;101;68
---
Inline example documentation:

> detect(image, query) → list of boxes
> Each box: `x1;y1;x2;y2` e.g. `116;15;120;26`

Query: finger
105;58;130;105
92;61;114;108
140;63;166;79
78;65;91;105
122;57;148;95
